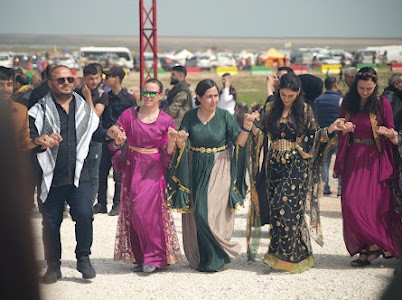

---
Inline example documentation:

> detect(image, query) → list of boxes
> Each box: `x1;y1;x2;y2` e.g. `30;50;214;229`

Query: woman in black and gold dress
247;73;342;273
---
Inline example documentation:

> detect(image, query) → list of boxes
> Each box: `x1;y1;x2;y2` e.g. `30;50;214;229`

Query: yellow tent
259;48;288;67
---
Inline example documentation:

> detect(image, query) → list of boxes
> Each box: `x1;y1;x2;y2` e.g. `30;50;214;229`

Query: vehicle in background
79;47;134;69
354;49;378;64
216;52;237;66
0;52;13;68
55;54;79;69
159;55;180;71
133;53;162;71
186;55;215;70
382;47;402;64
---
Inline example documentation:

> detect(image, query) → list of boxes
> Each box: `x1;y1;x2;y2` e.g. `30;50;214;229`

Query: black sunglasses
54;77;74;84
141;90;160;98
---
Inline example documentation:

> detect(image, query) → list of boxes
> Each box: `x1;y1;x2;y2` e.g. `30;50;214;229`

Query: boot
77;256;96;279
42;261;62;284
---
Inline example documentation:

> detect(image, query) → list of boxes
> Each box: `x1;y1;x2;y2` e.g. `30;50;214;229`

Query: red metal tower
139;0;158;89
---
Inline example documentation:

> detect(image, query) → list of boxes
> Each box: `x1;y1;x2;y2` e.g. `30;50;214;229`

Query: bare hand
168;127;178;143
378;126;397;139
50;133;63;143
34;134;60;149
243;113;256;130
266;75;279;89
251;110;260;122
107;125;126;145
331;118;355;133
176;130;189;143
223;76;231;88
82;84;91;100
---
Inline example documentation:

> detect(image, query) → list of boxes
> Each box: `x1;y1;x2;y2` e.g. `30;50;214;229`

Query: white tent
174;49;194;65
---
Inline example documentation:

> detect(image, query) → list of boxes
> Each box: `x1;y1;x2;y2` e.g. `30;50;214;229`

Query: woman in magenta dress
110;78;181;273
334;67;402;267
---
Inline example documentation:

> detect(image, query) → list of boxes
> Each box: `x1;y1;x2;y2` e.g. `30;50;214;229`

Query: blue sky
1;0;401;38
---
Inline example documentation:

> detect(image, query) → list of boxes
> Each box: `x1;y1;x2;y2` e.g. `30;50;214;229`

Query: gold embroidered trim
171;176;191;194
271;138;312;159
353;138;375;145
263;253;315;274
369;113;382;151
190;144;228;153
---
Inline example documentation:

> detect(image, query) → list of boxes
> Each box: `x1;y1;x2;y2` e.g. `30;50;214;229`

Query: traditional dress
334;97;402;257
247;102;331;273
168;108;247;272
112;107;181;268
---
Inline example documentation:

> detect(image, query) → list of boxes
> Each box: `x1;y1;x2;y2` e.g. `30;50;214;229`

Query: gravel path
33;178;397;300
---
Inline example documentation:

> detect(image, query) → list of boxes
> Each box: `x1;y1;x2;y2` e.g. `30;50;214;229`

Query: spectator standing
383;73;402;130
343;67;358;89
315;76;342;196
14;73;34;107
28;63;56;108
93;66;136;216
76;63;108;205
0;67;34;151
164;65;192;129
218;72;237;115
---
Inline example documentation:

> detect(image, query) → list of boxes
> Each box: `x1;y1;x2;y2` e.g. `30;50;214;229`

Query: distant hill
1;34;402;53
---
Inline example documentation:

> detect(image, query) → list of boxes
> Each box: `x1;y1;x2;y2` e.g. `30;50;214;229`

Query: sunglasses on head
54;77;74;84
141;90;160;98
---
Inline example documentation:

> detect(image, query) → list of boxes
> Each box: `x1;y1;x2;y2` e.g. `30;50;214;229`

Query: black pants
97;143;121;208
39;182;93;264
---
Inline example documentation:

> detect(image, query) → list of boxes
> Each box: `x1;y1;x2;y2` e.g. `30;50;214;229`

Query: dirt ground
32;172;399;300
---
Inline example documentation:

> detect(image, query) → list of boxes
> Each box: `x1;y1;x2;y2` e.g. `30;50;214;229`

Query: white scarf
28;92;100;202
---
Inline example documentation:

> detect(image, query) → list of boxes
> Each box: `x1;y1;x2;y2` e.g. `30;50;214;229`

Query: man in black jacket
92;66;136;216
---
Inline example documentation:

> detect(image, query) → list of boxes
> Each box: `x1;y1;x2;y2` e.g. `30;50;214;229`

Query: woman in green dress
247;73;343;273
168;79;255;272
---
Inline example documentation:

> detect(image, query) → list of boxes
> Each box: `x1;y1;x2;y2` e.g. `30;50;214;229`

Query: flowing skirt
342;143;402;257
113;151;181;266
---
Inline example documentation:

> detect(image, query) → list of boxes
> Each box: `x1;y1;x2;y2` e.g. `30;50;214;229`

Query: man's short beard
53;91;73;101
170;79;179;85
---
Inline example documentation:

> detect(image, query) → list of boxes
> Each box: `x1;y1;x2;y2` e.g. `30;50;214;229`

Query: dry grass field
121;64;394;108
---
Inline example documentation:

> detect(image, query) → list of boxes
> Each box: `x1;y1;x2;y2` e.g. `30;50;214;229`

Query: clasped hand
34;133;63;149
242;111;260;131
377;126;398;140
108;125;127;146
329;118;355;134
168;127;189;149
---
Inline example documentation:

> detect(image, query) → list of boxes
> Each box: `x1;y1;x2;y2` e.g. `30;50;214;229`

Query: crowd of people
2;59;402;292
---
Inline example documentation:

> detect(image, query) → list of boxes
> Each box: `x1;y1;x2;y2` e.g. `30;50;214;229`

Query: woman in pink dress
110;78;182;273
334;67;402;267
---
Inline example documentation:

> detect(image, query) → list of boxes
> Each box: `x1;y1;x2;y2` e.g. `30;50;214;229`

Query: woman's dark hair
341;66;379;115
194;79;219;106
143;77;163;93
264;72;307;136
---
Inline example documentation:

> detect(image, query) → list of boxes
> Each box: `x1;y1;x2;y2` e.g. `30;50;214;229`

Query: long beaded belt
271;139;298;152
129;145;159;154
190;144;228;153
352;138;375;145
